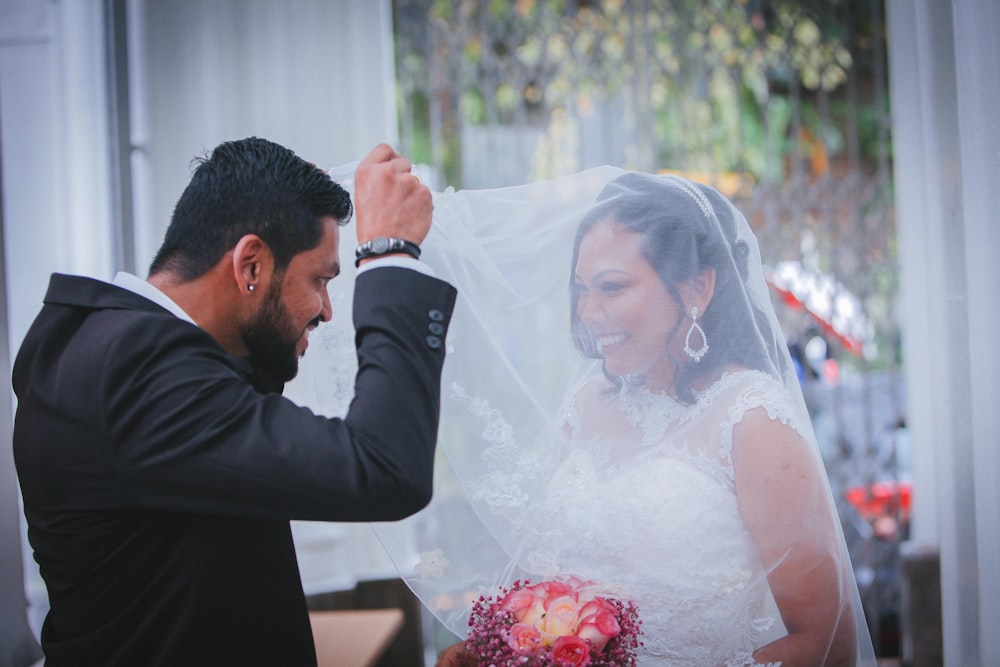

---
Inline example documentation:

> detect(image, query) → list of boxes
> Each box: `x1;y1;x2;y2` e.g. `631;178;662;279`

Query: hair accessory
684;305;709;362
665;175;714;223
355;236;421;267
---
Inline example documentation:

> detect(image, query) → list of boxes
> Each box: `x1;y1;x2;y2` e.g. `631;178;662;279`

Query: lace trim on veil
450;383;554;514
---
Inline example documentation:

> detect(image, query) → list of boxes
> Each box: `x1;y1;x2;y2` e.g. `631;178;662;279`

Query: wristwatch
355;237;421;267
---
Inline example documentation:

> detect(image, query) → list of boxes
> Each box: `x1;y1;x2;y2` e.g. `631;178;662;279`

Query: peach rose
539;594;581;638
507;622;543;652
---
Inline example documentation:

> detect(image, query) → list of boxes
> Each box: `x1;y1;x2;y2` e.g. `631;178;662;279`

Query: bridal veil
292;164;877;666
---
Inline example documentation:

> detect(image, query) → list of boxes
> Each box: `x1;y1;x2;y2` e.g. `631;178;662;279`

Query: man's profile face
242;218;340;382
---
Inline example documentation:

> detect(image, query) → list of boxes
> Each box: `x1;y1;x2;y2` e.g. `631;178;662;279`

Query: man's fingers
386;155;413;177
359;144;414;176
359;143;396;167
353;143;432;246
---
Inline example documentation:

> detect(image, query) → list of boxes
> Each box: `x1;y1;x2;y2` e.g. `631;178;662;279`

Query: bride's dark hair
569;172;780;404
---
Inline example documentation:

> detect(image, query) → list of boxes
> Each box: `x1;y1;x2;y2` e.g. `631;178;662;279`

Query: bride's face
574;218;682;390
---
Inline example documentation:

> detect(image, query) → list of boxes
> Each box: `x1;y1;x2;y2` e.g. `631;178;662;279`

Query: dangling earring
684;306;709;362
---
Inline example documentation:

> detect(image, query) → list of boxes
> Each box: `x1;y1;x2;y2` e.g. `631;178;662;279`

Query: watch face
371;237;390;253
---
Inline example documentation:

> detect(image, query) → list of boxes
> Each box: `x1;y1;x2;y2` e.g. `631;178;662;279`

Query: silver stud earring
247;284;255;293
684;306;709;362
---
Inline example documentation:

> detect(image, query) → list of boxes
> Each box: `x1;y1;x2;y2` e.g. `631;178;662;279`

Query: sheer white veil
291;164;877;665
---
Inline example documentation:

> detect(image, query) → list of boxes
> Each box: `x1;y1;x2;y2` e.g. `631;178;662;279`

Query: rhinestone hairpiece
664;175;714;223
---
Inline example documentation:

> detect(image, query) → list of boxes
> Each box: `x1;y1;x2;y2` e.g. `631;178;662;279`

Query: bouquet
465;576;642;666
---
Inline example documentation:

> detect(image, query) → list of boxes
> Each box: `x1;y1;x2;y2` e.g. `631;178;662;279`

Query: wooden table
309;608;405;667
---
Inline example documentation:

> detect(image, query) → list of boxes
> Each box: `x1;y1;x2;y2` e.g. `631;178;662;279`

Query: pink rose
507;622;543;652
575;608;621;651
500;587;546;625
551;635;591;666
542;580;575;598
500;588;535;615
578;597;617;618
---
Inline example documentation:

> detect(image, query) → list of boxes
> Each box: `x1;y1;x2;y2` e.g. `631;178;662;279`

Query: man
12;138;456;665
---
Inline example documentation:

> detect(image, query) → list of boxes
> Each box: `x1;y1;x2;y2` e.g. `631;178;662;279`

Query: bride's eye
598;280;626;294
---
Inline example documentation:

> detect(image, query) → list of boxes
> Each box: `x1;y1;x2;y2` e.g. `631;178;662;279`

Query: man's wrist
355;237;421;267
355;254;435;277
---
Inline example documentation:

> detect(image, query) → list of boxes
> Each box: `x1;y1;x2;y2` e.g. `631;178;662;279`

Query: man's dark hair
148;137;353;280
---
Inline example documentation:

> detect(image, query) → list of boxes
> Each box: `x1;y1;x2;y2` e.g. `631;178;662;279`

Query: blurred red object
844;480;912;524
765;261;872;358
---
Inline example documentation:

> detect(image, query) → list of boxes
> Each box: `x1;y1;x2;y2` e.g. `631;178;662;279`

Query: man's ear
680;267;717;314
231;234;271;295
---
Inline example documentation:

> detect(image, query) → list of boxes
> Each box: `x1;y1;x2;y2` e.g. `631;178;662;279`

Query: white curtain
1;0;114;652
887;1;1000;665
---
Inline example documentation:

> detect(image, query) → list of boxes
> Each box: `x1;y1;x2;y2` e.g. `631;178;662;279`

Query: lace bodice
485;371;803;666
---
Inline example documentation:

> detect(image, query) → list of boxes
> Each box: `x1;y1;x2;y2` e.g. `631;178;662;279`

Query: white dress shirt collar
111;271;197;326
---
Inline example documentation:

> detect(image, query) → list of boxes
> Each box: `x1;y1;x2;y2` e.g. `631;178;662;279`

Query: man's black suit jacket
12;267;456;666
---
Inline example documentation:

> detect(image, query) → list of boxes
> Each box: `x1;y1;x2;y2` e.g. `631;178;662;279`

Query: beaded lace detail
620;385;691;445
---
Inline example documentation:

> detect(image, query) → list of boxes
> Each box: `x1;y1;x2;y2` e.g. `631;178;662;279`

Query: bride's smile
594;332;628;353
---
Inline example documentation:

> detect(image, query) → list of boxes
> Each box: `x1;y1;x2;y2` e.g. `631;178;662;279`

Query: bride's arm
731;408;857;667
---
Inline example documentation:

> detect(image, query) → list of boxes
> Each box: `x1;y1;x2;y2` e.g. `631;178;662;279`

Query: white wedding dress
533;371;794;665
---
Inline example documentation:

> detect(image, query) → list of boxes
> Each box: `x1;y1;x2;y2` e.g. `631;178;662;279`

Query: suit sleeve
102;268;457;521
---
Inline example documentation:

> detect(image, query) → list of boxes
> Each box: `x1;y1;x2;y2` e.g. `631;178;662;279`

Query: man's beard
242;279;302;384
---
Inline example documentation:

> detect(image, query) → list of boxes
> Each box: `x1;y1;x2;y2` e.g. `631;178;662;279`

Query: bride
303;167;877;666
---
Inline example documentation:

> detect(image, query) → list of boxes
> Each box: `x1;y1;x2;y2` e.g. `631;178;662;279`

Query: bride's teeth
595;333;626;351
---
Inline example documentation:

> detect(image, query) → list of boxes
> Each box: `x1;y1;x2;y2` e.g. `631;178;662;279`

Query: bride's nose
577;293;605;325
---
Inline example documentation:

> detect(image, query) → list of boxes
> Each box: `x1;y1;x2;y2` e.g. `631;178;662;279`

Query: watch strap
355;237;422;267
